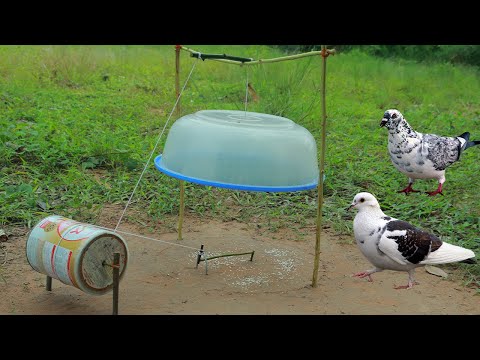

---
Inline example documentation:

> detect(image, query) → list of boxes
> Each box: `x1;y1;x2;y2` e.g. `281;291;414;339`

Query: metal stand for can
45;252;121;315
112;253;120;315
103;252;121;315
46;276;52;291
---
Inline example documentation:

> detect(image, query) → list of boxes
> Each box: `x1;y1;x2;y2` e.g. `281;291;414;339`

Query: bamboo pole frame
311;46;329;288
178;180;185;240
179;45;335;65
172;45;334;283
175;45;181;115
175;45;185;241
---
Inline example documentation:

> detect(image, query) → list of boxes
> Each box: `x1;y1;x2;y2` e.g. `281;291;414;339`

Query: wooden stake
46;276;52;291
112;252;120;315
312;45;328;288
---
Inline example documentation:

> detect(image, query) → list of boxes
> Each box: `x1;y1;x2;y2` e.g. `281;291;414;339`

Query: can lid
79;234;128;293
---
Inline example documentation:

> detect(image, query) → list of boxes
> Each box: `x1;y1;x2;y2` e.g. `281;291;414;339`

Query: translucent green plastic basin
155;110;319;192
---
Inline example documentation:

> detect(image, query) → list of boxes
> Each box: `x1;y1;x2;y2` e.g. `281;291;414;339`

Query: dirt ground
1;205;479;315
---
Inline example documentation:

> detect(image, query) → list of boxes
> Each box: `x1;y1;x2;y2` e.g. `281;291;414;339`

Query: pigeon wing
423;134;462;171
378;220;442;265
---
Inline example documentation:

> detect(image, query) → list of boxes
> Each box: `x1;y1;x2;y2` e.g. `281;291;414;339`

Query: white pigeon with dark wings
380;109;480;196
348;192;476;289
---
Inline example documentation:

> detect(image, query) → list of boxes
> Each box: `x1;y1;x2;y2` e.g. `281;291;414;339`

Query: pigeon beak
347;203;356;211
380;119;388;127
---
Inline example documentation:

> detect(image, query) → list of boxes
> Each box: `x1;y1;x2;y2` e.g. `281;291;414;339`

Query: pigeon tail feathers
464;140;480;151
458;132;470;141
458;132;480;150
420;242;476;265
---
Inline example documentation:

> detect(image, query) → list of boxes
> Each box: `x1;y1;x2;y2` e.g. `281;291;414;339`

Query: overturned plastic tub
155;110;319;192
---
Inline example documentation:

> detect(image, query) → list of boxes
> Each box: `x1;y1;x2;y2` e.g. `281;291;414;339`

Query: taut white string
114;58;200;231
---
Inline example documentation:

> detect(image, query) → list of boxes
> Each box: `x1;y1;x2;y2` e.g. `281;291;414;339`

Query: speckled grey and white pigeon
348;192;476;289
381;109;480;196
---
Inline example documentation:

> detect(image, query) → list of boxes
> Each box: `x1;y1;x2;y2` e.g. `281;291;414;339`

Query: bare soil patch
1;207;478;315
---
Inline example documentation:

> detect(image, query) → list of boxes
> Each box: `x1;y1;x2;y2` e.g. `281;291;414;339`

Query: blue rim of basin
154;154;320;192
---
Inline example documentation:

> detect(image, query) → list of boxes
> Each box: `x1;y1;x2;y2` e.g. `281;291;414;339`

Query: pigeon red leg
398;183;419;194
426;183;443;196
394;281;420;289
353;268;381;282
394;270;419;289
353;271;374;281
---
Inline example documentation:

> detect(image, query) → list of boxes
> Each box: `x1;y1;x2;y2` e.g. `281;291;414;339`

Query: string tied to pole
321;48;335;58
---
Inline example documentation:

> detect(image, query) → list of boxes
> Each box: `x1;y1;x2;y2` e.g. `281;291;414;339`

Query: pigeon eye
360;198;365;203
391;113;397;119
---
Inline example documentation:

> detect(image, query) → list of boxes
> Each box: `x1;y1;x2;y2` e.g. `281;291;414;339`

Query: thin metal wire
114;58;200;232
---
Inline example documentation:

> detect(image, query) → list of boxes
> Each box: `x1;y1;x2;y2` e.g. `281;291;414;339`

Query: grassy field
1;45;479;287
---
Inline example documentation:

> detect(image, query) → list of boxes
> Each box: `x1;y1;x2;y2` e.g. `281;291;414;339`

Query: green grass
1;45;479;288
